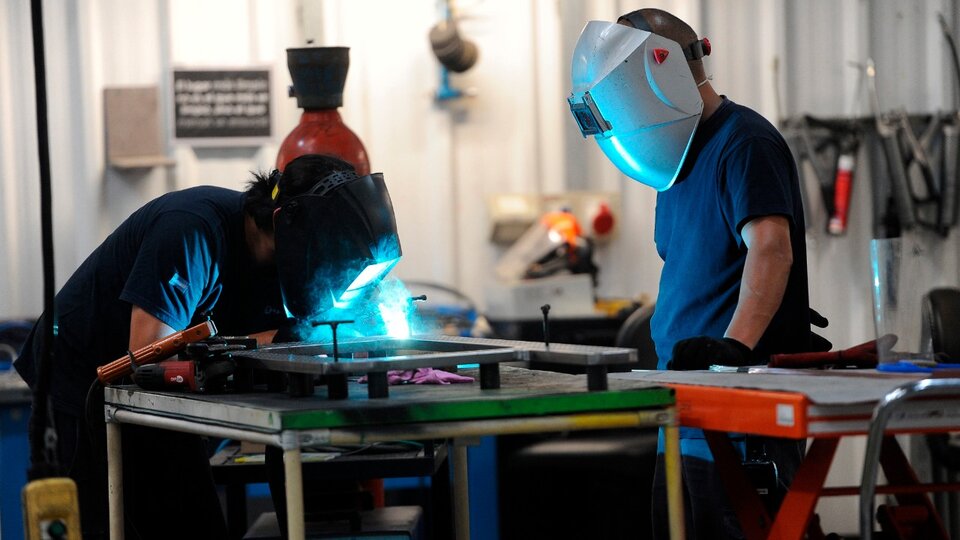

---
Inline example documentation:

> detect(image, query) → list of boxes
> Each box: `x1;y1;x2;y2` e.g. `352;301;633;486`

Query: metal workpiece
231;335;637;398
233;336;517;375
236;335;637;371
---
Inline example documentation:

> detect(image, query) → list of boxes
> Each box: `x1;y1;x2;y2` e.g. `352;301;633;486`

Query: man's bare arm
724;215;793;349
128;305;175;350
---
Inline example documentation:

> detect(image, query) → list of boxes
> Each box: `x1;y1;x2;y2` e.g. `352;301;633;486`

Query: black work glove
669;336;753;370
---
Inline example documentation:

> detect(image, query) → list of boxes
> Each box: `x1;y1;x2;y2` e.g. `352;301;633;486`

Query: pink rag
360;368;474;385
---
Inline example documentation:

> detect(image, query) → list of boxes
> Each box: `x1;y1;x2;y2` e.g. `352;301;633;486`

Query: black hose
28;0;59;479
939;13;960;111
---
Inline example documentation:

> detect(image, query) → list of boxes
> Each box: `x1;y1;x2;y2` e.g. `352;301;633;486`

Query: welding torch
96;319;218;384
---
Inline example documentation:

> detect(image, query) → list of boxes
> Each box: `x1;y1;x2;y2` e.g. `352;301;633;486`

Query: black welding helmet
273;170;402;320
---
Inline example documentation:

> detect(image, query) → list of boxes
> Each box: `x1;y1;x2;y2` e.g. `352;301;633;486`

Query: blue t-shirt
652;99;812;459
652;98;811;366
15;186;285;413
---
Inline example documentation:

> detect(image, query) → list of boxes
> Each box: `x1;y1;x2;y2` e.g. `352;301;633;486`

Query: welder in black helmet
15;153;401;539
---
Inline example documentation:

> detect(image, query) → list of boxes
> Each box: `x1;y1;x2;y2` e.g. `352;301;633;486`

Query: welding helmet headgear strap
274;171;402;319
617;11;712;61
568;21;703;190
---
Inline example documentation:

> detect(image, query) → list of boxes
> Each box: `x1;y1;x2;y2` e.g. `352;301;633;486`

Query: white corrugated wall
3;0;960;533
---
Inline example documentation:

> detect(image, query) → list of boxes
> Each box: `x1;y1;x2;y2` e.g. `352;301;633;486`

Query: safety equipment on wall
568;21;703;191
274;170;402;320
495;210;598;284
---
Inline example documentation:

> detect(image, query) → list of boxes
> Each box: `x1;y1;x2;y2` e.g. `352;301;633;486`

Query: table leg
283;447;305;540
453;440;471;540
106;420;124;540
878;435;949;538
663;421;686;540
705;430;771;540
769;437;839;540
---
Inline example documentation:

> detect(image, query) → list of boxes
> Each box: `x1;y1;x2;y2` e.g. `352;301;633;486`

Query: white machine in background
486;273;597;320
486;209;599;320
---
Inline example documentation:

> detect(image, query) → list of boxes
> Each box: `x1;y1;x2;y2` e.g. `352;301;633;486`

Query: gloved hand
669;336;753;370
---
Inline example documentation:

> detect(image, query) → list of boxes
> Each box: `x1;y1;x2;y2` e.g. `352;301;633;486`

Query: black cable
28;0;60;480
939;13;960;111
84;379;104;452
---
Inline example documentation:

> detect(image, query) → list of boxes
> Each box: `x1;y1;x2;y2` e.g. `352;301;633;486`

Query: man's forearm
725;246;791;348
129;305;175;350
725;215;793;349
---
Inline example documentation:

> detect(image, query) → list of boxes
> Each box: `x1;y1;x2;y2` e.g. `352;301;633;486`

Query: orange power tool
96;320;217;384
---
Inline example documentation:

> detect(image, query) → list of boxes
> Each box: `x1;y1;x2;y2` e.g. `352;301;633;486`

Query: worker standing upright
569;8;817;539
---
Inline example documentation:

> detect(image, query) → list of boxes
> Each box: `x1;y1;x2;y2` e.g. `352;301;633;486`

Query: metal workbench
615;368;960;540
104;365;682;540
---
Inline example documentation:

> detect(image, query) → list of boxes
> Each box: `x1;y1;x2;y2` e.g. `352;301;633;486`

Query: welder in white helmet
569;8;817;540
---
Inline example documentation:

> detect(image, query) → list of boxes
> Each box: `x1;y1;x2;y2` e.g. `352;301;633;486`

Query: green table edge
281;387;675;430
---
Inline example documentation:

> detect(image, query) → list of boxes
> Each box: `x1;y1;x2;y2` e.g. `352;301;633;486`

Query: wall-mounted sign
173;68;271;143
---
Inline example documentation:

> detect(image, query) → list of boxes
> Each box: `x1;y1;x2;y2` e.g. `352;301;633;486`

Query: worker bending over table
15;154;402;539
569;8;824;539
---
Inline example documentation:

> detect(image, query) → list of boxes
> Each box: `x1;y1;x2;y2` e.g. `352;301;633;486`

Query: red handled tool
768;335;897;369
131;337;255;393
96;319;217;384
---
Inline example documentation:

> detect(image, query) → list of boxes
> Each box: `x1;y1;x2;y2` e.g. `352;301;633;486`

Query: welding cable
83;379;105;453
27;0;61;480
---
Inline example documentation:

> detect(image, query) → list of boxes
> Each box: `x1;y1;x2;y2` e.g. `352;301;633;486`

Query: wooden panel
103;86;173;168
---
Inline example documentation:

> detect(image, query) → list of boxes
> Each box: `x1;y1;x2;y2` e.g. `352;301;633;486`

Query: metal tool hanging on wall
866;48;960;238
788;115;862;235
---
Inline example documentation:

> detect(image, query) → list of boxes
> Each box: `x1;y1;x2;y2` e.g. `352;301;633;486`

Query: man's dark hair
618;8;706;82
244;153;356;232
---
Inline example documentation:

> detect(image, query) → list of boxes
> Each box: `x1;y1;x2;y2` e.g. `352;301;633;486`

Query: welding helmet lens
569;93;609;137
274;171;402;320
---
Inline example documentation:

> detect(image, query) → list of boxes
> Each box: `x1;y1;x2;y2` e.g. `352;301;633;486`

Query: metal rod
860;378;960;540
323;411;668;445
540;304;551;348
309;320;354;363
664;415;686;540
823;482;960;497
453;440;470;540
109;409;281;447
107;421;124;540
284;447;306;540
108;406;668;448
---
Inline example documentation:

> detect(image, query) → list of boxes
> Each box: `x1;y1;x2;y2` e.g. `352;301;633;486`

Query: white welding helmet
568;21;704;191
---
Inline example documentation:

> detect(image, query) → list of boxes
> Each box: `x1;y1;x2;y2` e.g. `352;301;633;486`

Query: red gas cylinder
277;46;370;174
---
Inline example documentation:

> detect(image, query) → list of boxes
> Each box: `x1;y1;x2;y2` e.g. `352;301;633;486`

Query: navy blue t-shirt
15;186;285;414
652;98;812;368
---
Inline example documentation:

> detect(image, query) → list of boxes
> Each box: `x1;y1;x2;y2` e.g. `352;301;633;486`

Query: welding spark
296;276;430;342
379;302;410;338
